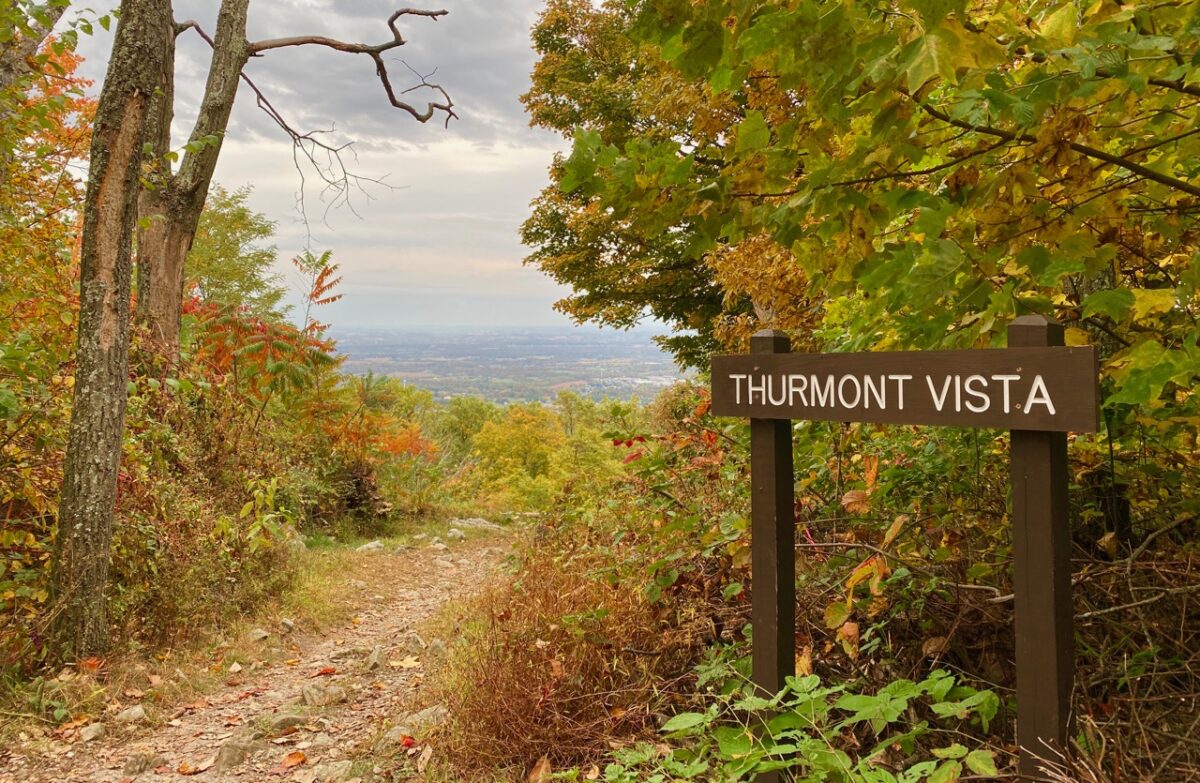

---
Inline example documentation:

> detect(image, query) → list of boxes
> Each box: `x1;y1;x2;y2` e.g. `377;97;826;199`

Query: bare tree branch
247;8;456;126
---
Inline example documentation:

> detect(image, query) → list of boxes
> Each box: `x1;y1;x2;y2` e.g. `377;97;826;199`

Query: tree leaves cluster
534;1;1200;425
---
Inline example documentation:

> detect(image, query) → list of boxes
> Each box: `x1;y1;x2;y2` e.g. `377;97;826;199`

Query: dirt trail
1;531;509;783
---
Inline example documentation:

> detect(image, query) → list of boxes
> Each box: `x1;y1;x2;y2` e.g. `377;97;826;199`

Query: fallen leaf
528;755;552;783
840;489;871;514
236;686;268;701
310;666;337;678
922;636;949;657
388;656;421;669
284;658;301;666
80;657;105;673
178;757;215;776
796;645;814;677
586;765;601;781
281;750;307;768
148;674;164;687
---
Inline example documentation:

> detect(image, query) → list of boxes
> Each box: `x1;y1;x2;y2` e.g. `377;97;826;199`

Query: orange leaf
310;666;337;678
281;750;306;768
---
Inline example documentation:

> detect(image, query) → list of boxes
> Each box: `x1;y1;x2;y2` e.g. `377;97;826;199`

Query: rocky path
1;528;509;783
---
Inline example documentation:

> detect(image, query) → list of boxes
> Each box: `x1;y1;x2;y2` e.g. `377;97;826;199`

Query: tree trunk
135;0;250;362
51;0;172;660
0;4;68;188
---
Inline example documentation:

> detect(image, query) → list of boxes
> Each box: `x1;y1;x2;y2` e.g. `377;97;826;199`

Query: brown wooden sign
712;346;1099;432
718;317;1098;783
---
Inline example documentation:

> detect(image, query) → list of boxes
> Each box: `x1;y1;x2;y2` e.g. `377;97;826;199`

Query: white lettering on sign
728;372;1057;418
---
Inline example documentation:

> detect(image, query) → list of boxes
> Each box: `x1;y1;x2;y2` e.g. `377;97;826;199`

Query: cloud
69;0;573;328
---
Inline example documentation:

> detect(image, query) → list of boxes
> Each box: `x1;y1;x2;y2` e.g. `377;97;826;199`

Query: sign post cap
750;329;790;354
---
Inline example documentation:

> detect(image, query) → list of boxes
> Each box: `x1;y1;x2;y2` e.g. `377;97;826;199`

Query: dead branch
247;8;456;126
177;17;429;233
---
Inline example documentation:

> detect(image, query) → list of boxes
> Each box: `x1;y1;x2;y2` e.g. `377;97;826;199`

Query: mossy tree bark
51;0;172;660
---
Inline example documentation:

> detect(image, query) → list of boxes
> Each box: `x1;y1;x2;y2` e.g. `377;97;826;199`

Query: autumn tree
51;0;173;658
521;0;741;368
543;0;1200;415
135;3;457;362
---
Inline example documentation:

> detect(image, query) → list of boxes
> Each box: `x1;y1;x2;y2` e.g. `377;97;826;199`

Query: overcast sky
74;0;574;328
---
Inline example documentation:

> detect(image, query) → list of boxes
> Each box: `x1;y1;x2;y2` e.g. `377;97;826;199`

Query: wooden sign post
712;316;1098;781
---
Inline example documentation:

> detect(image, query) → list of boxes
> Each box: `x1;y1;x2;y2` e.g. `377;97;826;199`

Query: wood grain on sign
711;347;1098;432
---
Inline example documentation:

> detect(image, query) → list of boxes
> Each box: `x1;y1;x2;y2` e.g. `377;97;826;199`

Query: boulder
356;540;384;553
267;713;307;734
123;753;168;775
79;723;105;742
311;760;354;782
446;528;466;541
213;738;262;773
384;704;449;743
115;704;147;724
301;683;348;707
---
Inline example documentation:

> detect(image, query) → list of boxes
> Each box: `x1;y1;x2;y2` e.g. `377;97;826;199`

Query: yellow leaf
1065;327;1090;346
1130;289;1176;320
881;515;908;548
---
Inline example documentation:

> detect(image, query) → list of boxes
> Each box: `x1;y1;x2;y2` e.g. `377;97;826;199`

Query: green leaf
964;749;999;776
660;712;707;733
933;744;968;759
928;760;963;783
1081;288;1135;320
239;500;255;519
735;111;770;154
0;387;18;419
824;600;852;629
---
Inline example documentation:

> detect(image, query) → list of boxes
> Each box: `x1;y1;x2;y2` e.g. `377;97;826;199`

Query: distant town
331;325;686;403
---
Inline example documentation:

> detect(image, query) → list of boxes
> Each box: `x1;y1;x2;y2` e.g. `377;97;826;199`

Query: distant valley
332;326;686;403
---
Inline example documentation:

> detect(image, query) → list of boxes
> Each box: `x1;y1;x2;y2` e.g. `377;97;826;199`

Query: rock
310;732;336;749
433;557;454;569
285;535;307;553
311;760;354;782
123;753;168;775
384;704;449;742
426;638;447;659
452;517;501;530
331;647;366;661
356;540;384;553
79;723;105;742
228;662;243;674
115;704;147;724
365;646;386;671
280;618;295;632
214;738;262;773
301;683;348;707
446;528;466;541
428;543;449;553
267;713;307;734
404;634;427;653
249;628;270;642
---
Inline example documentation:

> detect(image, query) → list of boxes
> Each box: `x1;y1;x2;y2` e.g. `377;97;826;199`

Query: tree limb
918;102;1200;199
247;8;456;126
